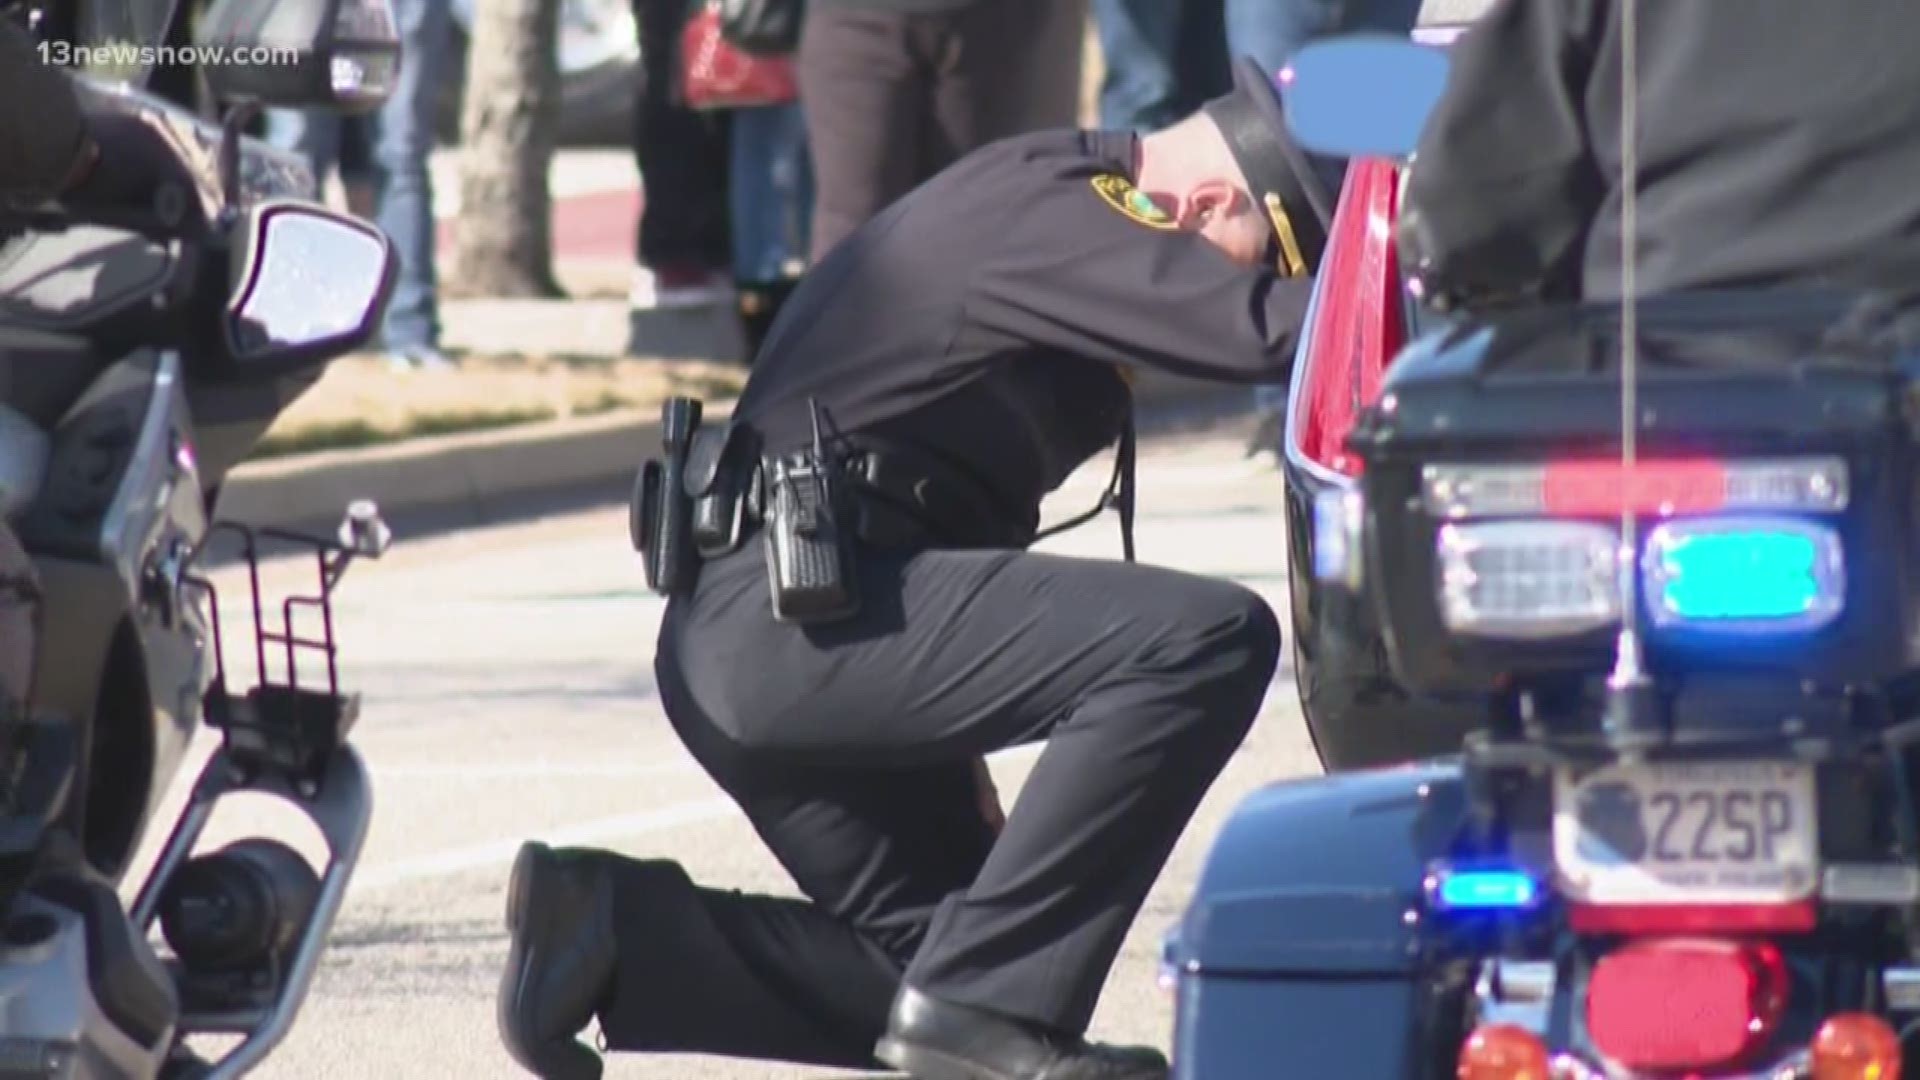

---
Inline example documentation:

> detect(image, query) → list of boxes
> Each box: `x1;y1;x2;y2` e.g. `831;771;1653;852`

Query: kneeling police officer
499;58;1334;1080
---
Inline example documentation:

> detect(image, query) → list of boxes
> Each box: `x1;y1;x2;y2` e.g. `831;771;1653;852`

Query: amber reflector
1810;1013;1903;1080
1457;1024;1552;1080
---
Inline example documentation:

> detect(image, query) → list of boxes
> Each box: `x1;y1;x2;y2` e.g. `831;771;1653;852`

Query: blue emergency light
1643;518;1846;632
1429;866;1541;911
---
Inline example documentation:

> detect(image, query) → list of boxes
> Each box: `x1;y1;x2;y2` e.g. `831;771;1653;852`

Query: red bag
679;0;799;110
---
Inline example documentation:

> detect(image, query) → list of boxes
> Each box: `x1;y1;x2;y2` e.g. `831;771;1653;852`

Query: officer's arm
0;19;98;204
1396;0;1608;307
964;187;1313;384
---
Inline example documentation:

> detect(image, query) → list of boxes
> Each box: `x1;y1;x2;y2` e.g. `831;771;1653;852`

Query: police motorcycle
0;0;401;1073
1168;29;1920;1080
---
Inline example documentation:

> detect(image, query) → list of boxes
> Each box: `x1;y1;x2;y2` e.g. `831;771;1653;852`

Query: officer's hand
973;757;1005;834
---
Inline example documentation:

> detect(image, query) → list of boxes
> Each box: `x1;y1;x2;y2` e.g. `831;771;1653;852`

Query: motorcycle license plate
1552;760;1819;905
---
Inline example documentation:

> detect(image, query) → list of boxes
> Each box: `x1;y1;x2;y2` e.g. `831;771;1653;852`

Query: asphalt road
124;420;1330;1080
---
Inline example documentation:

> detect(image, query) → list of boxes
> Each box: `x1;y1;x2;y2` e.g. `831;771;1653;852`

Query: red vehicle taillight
1570;901;1819;936
1542;458;1730;516
1289;157;1405;479
1586;938;1788;1073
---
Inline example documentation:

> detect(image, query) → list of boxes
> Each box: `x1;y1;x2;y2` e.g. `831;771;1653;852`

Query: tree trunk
445;0;564;299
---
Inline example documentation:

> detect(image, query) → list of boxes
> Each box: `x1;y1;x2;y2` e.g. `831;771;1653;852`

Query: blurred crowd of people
624;0;1086;364
261;0;1422;378
263;0;452;371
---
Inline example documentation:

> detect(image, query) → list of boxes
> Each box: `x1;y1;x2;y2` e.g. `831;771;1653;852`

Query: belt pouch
688;424;754;558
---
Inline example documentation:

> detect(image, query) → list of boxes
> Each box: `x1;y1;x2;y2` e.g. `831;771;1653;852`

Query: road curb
217;370;1237;532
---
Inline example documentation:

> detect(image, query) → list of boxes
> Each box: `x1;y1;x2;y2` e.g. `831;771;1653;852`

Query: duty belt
697;430;1122;557
632;399;1137;596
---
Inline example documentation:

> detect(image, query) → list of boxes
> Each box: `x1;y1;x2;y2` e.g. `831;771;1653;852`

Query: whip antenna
1603;0;1657;750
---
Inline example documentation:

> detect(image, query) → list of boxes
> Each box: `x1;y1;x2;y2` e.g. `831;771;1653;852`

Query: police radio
763;400;860;624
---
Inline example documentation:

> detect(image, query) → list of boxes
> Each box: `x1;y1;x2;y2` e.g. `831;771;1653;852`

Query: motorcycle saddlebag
1346;289;1920;698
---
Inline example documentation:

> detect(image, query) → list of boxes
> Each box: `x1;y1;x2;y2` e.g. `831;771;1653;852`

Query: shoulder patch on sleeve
1090;174;1177;230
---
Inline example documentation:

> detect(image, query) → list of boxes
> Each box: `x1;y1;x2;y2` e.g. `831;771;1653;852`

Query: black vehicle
1169;36;1920;1080
1269;23;1482;774
0;0;403;1074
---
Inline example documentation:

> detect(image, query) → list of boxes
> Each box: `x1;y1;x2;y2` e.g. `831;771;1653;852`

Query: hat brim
1207;57;1336;276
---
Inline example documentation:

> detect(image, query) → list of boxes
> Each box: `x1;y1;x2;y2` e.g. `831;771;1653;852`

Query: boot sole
499;843;604;1080
876;1036;1018;1080
876;1036;1169;1080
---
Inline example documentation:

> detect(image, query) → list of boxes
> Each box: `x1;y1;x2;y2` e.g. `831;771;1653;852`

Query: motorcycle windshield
67;0;180;86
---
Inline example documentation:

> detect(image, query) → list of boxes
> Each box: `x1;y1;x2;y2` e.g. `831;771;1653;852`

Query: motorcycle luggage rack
183;504;389;791
136;502;388;1080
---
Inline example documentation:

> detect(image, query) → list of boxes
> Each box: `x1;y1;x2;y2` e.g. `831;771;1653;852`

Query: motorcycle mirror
1279;34;1450;162
217;201;398;379
194;0;402;114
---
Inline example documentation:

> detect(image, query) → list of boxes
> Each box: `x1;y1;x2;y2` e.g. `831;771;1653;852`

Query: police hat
1203;57;1337;278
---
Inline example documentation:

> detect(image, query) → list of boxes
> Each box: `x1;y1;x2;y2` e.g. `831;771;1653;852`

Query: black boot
497;843;616;1080
876;987;1169;1080
736;277;799;363
1243;405;1284;461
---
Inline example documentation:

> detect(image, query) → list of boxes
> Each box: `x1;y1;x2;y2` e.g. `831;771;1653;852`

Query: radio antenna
1603;0;1658;750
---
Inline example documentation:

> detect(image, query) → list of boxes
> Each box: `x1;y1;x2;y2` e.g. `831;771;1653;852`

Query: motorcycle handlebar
0;186;208;245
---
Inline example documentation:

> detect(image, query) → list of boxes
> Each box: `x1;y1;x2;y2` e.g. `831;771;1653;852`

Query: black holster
632;397;727;596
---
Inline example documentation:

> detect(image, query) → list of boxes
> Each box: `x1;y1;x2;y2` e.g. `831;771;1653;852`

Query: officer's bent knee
1223;587;1283;690
1147;579;1283;683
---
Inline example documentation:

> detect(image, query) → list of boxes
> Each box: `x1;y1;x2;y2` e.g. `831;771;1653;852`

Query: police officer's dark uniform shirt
734;129;1310;542
1400;0;1920;305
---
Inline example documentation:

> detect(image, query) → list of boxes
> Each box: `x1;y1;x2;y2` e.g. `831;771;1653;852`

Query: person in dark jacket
625;0;747;361
496;57;1336;1080
1398;0;1920;310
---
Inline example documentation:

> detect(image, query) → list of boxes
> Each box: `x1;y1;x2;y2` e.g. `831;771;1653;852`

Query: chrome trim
99;352;191;595
1824;864;1920;906
1885;967;1920;1012
1471;959;1557;1032
1282;263;1358;491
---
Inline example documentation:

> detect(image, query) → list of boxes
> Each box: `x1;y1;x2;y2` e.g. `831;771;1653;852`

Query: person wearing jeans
1236;0;1422;456
728;102;813;360
260;112;378;217
1088;0;1229;133
367;0;454;370
263;0;454;371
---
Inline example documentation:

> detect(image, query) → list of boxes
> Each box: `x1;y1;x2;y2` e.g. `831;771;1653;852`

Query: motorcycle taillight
1586;938;1787;1073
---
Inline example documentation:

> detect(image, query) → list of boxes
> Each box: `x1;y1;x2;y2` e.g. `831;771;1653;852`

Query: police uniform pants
595;539;1281;1066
